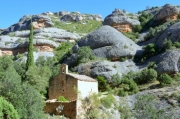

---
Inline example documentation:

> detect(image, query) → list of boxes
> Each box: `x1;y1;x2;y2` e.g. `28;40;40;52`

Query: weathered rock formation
103;9;140;32
146;49;180;75
0;35;59;56
1;15;54;35
154;4;180;22
74;60;141;82
64;25;142;66
153;22;180;48
58;11;103;22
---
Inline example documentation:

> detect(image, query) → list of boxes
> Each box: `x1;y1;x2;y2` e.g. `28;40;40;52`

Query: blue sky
0;0;179;28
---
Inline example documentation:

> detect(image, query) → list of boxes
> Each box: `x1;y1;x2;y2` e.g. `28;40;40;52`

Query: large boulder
154;22;180;48
54;11;70;16
74;25;142;61
154;4;179;22
103;9;140;32
74;60;141;82
60;14;75;21
147;49;180;75
1;15;54;35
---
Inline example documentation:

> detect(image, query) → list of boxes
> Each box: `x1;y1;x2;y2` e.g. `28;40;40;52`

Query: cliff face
103;9;140;33
0;45;54;56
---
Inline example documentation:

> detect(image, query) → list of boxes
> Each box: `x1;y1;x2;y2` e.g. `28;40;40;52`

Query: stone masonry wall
48;64;78;101
44;101;77;119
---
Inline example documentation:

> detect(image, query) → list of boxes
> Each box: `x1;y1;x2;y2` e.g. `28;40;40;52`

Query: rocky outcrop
75;25;142;60
154;4;179;22
147;49;180;75
0;35;59;56
35;28;81;42
54;11;70;16
154;22;180;48
74;60;140;82
1;15;54;35
59;11;103;22
64;25;142;66
103;9;140;32
5;28;80;42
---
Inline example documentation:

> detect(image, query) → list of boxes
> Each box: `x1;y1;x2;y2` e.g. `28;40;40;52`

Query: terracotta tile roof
67;73;97;82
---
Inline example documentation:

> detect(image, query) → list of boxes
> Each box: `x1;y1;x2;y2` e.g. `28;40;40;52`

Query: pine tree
26;19;34;70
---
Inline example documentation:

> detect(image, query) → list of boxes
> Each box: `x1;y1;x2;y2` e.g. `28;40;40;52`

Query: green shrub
54;41;74;61
122;32;140;41
147;62;157;69
101;94;115;108
134;68;157;84
178;14;180;19
163;38;173;50
173;42;180;48
58;96;69;102
77;46;96;64
158;73;172;86
111;73;121;87
96;76;110;91
118;78;139;96
133;25;142;32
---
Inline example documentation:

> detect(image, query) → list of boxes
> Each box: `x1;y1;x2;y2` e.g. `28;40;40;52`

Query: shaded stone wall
44;101;77;119
48;64;78;101
112;23;132;32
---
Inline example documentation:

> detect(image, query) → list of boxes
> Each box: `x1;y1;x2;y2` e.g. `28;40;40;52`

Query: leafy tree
14;61;26;79
0;59;45;119
26;19;34;70
36;56;60;77
21;83;45;119
0;97;19;119
25;65;51;95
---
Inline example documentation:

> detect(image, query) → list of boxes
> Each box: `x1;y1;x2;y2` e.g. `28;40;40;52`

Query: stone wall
48;65;78;101
112;23;132;32
44;101;77;119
